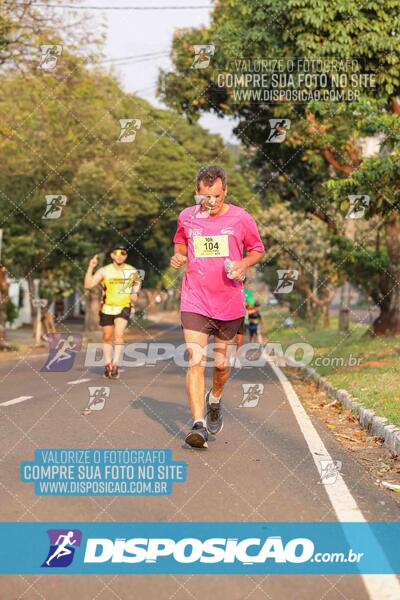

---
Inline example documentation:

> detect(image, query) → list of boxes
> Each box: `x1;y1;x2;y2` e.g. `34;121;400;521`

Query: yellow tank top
101;263;141;315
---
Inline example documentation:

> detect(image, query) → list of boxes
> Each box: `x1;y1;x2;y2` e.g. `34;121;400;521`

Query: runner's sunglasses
113;249;127;256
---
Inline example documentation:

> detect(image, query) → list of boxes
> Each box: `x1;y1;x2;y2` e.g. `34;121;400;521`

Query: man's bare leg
103;325;114;365
212;336;236;395
183;328;209;448
205;336;236;436
235;332;244;366
183;328;209;422
102;325;114;378
113;317;128;366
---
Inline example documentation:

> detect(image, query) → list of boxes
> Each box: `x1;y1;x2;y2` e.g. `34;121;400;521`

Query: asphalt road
0;321;399;600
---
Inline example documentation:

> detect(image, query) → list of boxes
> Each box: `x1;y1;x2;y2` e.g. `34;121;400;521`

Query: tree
260;202;337;328
0;264;10;348
0;0;102;342
0;50;259;334
0;0;101;70
327;100;400;335
159;0;400;335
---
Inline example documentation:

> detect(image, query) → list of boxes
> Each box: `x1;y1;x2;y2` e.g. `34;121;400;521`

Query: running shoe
205;390;224;435
185;421;208;448
104;363;112;378
109;364;119;380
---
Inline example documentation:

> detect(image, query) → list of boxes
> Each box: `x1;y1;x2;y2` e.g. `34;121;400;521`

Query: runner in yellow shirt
84;244;142;379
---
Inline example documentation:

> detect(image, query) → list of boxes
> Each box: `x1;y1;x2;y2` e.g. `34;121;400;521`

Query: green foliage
160;0;400;220
6;300;19;324
0;54;258;301
0;0;103;69
329;232;389;289
160;0;400;335
259;202;337;324
326;99;400;217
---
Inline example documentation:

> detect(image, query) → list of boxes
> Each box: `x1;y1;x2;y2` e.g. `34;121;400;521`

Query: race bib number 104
193;235;229;258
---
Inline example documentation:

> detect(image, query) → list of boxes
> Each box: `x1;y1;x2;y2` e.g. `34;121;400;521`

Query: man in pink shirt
170;165;265;448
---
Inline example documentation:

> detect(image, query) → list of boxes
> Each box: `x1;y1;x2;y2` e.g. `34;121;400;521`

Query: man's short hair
196;165;227;190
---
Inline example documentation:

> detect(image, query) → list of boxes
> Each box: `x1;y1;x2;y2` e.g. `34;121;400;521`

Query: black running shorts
99;306;131;327
181;311;244;341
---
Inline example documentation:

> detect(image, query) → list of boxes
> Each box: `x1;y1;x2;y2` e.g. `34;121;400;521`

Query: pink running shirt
173;203;265;320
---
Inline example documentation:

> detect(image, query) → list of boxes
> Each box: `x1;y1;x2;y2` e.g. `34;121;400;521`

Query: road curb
294;364;400;458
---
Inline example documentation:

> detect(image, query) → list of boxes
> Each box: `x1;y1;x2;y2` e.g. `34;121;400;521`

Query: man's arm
84;255;104;289
130;270;142;303
230;211;265;280
242;251;264;268
171;210;188;269
170;243;187;269
230;250;264;281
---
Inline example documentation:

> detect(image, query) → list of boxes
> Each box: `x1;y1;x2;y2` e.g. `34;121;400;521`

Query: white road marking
67;378;91;385
0;396;33;407
269;359;400;600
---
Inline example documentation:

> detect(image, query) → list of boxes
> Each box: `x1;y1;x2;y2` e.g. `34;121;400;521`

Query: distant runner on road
171;165;265;448
84;244;142;380
248;301;264;342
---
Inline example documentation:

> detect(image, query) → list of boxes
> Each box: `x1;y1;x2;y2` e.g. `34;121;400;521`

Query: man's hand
88;254;98;269
228;259;247;281
170;253;187;269
84;256;103;289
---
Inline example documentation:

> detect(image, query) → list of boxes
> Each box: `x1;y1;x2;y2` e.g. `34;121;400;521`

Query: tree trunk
0;266;9;348
320;287;335;329
339;219;355;333
26;273;38;338
338;281;351;333
323;303;330;328
372;212;400;336
84;288;101;331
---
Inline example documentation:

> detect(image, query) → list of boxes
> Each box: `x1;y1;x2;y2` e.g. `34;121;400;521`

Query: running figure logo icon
41;529;82;568
41;334;82;372
267;119;291;143
274;269;299;294
117;119;142;143
42;195;67;219
38;44;62;71
240;383;264;408
85;386;110;411
191;44;215;69
345;195;370;219
319;460;342;485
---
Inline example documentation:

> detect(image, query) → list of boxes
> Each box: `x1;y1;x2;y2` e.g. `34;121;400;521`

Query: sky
79;0;237;142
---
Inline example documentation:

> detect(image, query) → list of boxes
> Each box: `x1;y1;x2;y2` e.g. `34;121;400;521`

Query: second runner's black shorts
99;306;131;327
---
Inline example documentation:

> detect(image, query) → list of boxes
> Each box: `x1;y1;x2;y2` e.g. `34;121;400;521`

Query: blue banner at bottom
0;522;399;574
